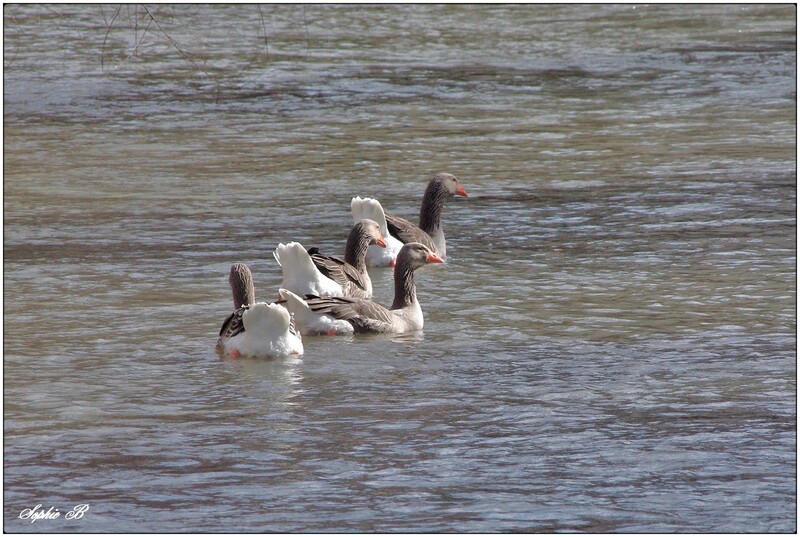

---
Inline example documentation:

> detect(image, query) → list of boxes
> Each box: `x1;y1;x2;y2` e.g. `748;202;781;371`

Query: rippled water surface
3;4;796;533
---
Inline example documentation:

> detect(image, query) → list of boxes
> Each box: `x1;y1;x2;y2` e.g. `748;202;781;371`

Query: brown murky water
4;4;796;532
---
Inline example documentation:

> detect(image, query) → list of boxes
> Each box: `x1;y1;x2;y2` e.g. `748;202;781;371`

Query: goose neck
391;257;417;310
418;180;449;234
344;224;370;271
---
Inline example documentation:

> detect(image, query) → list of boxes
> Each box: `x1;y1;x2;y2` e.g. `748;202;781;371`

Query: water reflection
221;354;306;408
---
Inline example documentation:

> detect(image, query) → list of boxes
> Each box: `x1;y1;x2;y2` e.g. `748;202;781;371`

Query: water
3;4;796;532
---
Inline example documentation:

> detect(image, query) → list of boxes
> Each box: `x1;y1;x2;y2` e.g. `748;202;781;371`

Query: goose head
434;172;468;198
229;262;255;309
397;242;445;270
357;218;387;248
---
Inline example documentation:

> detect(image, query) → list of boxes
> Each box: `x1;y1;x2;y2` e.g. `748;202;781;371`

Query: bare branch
134;4;138;53
100;4;122;71
3;7;22;68
139;4;220;102
140;4;213;78
120;12;154;66
257;4;270;59
302;4;310;59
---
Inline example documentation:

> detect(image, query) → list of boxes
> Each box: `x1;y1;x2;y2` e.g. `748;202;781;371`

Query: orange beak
427;253;445;264
455;184;468;197
375;235;387;248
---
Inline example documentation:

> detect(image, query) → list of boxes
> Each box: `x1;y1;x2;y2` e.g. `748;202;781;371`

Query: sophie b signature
18;503;89;523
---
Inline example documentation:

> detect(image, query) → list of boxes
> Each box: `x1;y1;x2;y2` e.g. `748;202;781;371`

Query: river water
3;4;796;533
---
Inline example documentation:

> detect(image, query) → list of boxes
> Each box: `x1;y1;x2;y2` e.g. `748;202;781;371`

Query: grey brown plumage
228;262;255;309
216;263;302;357
306;219;385;299
219;304;299;342
384;172;467;260
299;242;443;334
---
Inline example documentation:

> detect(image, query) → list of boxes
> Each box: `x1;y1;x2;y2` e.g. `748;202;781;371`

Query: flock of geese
216;172;469;359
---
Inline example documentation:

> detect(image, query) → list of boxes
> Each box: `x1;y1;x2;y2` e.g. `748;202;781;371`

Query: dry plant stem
100;4;122;70
4;8;22;67
121;14;154;66
302;5;310;59
257;4;270;58
139;4;221;101
140;4;213;79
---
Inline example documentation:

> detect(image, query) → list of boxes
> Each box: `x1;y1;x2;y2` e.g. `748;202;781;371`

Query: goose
273;219;387;299
306;219;387;299
216;263;303;359
352;172;467;266
278;242;443;335
227;262;255;309
350;196;405;267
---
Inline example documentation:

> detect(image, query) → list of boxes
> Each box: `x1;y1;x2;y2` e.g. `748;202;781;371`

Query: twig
231;4;275;95
302;4;310;59
100;4;122;70
39;4;72;62
41;5;62;17
257;3;270;59
3;7;21;67
140;4;220;101
120;11;154;66
182;5;204;27
141;4;213;78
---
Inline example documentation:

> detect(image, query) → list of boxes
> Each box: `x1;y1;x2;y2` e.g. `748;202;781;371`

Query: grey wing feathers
219;304;299;338
309;252;369;293
219;306;246;339
304;295;395;333
384;211;436;250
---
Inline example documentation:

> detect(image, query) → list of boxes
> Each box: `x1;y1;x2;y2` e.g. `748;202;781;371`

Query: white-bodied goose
216;263;303;359
306;219;387;299
352;173;467;266
278;242;443;335
273;219;387;299
351;196;405;267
